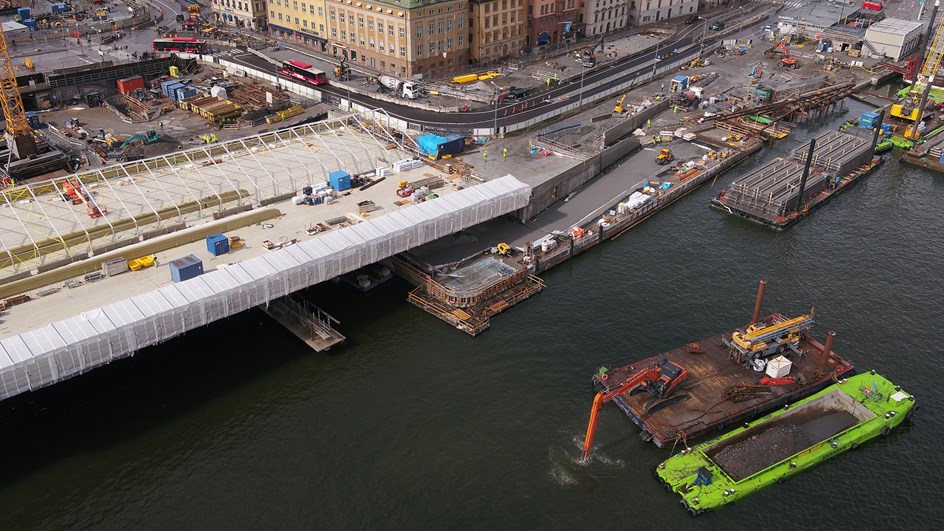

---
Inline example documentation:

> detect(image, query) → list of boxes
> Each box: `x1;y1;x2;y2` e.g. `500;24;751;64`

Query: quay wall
531;141;763;273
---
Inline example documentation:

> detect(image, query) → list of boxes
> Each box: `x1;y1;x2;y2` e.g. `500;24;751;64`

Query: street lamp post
652;41;660;76
736;7;745;43
578;68;586;107
700;19;708;54
493;86;500;136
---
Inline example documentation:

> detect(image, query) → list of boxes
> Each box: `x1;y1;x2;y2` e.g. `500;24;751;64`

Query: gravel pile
712;424;813;481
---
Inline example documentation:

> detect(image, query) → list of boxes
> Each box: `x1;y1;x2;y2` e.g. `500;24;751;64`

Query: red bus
152;37;208;53
280;60;329;86
862;1;883;11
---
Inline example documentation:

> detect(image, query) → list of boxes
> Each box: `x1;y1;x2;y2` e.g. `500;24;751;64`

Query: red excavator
766;42;799;69
581;359;687;462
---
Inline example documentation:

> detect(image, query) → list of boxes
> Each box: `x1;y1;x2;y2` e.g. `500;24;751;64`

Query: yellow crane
0;24;35;159
614;94;627;114
917;1;944;87
730;309;814;361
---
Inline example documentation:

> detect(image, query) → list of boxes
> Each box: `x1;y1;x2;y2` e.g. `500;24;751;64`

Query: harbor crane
0;23;36;159
581;359;687;462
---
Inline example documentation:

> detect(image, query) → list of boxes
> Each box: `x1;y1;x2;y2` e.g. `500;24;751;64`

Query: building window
341;30;346;39
301;3;306;13
318;7;323;16
332;28;337;37
416;26;422;38
458;35;463;46
417;44;423;55
429;42;435;53
270;10;274;17
358;17;364;28
378;22;384;33
398;26;404;38
458;16;463;29
369;20;374;31
447;20;452;32
438;21;443;33
429;24;434;36
303;20;308;27
329;9;335;20
447;38;453;50
400;46;405;56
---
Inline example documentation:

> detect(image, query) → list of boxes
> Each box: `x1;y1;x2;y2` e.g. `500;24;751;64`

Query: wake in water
546;435;627;490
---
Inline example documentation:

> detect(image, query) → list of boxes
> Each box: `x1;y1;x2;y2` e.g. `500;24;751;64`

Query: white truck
378;75;423;99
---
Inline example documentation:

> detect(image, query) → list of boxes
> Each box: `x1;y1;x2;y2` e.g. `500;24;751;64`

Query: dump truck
378;75;423;99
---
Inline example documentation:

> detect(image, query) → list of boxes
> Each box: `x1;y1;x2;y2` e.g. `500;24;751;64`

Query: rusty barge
586;281;855;450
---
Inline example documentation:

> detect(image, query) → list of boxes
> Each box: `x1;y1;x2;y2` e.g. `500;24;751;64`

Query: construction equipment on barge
712;120;885;229
657;371;916;516
586;281;855;450
581;359;687;462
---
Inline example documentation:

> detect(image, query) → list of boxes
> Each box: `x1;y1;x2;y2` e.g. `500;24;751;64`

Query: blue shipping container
51;3;69;14
329;170;351;191
206;234;230;256
22;19;37;31
17;7;31;20
169;254;204;283
163;82;185;98
175;86;198;101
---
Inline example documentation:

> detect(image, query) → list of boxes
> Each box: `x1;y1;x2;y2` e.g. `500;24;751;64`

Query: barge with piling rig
584;281;855;452
711;113;886;230
656;371;917;516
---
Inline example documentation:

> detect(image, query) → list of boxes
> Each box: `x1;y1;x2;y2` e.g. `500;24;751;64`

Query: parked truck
378;75;424;99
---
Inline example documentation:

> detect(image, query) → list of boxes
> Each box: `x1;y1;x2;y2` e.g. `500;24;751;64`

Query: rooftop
867;18;927;36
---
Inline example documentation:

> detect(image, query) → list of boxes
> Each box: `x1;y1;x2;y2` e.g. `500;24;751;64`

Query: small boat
656;371;917;515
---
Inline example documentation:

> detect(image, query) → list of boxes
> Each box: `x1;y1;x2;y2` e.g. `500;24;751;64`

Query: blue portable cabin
671;75;690;91
859;111;880;129
329;170;351;191
205;234;230;256
169;254;204;282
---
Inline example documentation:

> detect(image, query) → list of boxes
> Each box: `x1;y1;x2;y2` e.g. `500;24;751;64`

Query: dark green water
1;100;941;529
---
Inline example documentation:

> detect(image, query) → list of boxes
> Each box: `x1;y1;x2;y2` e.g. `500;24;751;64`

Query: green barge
656;371;917;516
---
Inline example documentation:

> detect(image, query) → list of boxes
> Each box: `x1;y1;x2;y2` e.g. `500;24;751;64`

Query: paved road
223;4;766;131
229;34;701;131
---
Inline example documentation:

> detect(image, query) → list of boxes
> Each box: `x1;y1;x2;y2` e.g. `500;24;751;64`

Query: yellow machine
655;148;674;165
614;94;627;114
730;310;814;360
891;103;920;121
496;242;511;255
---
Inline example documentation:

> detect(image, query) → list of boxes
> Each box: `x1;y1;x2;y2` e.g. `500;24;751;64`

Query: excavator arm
581;360;686;462
581;372;655;462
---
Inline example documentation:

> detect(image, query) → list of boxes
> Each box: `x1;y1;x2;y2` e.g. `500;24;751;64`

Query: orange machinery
581;359;687;462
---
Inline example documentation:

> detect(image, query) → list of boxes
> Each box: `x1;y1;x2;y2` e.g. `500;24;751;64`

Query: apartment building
628;0;698;26
469;0;527;64
528;0;580;49
212;0;269;30
267;0;330;51
579;0;627;37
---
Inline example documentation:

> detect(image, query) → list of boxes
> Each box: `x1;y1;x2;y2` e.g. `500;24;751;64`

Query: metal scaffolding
0;115;412;278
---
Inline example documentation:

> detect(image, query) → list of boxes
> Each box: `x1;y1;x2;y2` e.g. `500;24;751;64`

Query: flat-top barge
711;126;883;230
656;371;917;515
585;281;855;450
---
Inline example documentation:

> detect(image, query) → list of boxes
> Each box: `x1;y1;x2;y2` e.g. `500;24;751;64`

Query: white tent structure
0;176;531;400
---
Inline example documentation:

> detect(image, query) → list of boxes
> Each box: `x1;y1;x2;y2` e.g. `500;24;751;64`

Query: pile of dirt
712;424;813;481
